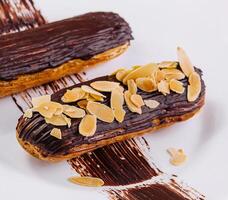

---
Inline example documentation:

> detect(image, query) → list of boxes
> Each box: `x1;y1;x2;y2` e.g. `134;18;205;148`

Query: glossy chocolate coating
0;12;133;81
17;67;205;158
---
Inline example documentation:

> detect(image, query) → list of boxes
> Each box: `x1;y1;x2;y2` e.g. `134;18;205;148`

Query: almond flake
167;148;187;166
90;81;120;92
187;72;201;102
23;109;33;118
68;176;104;187
111;88;125;122
86;101;114;123
50;128;62;139
158;61;178;69
32;95;51;108
136;77;157;92
35;101;63;118
177;47;195;77
61;88;86;103
63;105;85;118
77;100;88;109
155;69;165;83
169;79;185;94
127;79;137;94
158;80;170;95
79;115;97;136
81;85;106;98
144;100;160;109
124;91;142;114
90;94;104;102
111;68;125;76
130;94;144;108
123;63;158;84
113;108;126;123
45;114;69;126
162;68;185;81
116;69;131;82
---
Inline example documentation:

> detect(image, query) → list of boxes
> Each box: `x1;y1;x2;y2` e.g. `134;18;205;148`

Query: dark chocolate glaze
0;12;133;81
17;67;205;158
69;139;160;186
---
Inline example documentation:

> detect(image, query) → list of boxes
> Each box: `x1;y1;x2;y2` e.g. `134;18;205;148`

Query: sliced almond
130;94;144;108
35;101;63;118
167;148;187;166
45;114;69;126
136;77;157;92
116;69;131;82
90;94;104;102
61;88;86;103
169;79;185;94
81;85;106;98
32;95;51;108
155;69;165;83
50;128;62;139
111;68;125;76
124;91;142;114
68;176;104;187
113;108;126;123
123;63;158;84
162;68;185;81
63;115;72;128
63;105;85;118
90;81;119;92
144;100;160;109
132;65;141;70
23;109;33;118
77;100;88;109
158;80;170;95
158;61;178;69
127;79;137;94
177;47;195;77
86;101;114;123
187;72;201;102
79;115;97;136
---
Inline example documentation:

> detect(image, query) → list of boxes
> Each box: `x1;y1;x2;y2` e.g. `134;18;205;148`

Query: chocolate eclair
16;48;205;162
0;12;133;97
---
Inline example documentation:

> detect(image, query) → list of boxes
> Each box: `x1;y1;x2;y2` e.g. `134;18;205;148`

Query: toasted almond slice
45;114;68;126
169;79;185;94
116;69;131;82
90;94;104;102
130;94;144;108
79;115;97;136
158;61;178;69
35;101;63;118
124;91;142;114
155;69;165;83
63;105;85;118
81;85;106;98
127;79;137;94
113;108;126;123
23;109;33;118
61;88;86;103
167;148;187;166
158;80;170;95
63;115;72;128
110;68;125;76
123;63;158;84
162;68;185;81
90;81;120;92
50;128;62;139
87;101;114;123
177;47;195;77
136;77;157;92
132;65;141;70
32;95;51;108
144;100;160;109
111;88;124;110
68;176;104;187
187;72;201;102
77;100;88;109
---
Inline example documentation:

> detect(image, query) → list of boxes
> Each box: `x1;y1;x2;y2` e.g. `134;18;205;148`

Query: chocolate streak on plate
17;68;205;158
0;12;133;81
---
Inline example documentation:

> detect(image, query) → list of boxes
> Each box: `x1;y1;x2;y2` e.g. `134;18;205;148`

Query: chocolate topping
0;12;133;81
16;67;205;158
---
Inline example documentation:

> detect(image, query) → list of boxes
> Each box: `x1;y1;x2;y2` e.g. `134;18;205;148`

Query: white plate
0;0;227;199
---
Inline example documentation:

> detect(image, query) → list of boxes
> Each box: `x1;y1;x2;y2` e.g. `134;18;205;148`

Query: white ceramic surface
0;0;227;199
